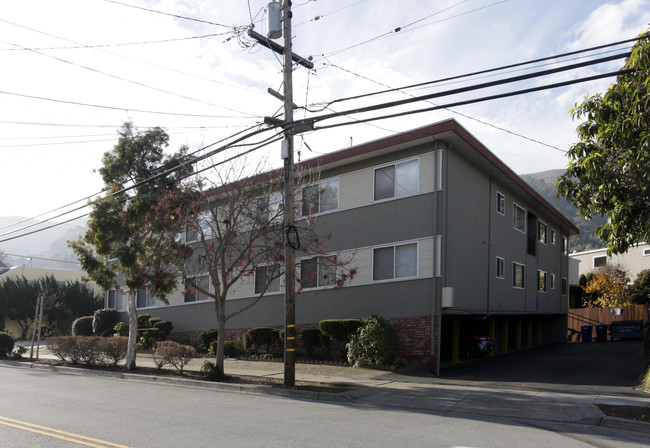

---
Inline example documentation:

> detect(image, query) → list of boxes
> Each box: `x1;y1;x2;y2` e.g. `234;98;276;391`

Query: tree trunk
124;290;138;370
215;299;226;378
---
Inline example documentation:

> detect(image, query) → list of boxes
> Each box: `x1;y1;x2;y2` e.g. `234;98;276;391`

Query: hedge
72;316;94;336
93;308;118;337
0;331;15;358
242;327;281;355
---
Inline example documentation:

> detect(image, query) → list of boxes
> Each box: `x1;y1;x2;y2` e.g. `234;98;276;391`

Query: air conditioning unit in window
442;287;454;308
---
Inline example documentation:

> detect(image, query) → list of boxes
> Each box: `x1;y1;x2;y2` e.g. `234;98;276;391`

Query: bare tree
184;159;356;376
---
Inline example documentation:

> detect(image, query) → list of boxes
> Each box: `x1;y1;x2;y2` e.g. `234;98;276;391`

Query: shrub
12;344;28;359
148;317;162;327
153;340;197;373
242;327;280;355
198;329;219;352
76;336;104;365
47;336;79;363
114;321;129;337
319;319;363;343
0;331;15;358
101;337;128;366
93;308;118;337
301;328;331;358
209;340;243;358
136;328;160;350
153;321;173;340
346;315;400;369
137;314;152;328
72;316;94;336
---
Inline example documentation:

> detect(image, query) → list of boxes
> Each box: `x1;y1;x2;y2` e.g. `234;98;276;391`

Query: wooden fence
567;304;650;341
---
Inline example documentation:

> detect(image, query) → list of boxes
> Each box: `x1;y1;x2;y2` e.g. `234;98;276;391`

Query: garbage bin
596;324;608;342
581;325;593;343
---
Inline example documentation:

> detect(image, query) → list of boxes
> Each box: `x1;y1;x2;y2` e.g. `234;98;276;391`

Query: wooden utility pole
281;0;296;388
249;1;313;388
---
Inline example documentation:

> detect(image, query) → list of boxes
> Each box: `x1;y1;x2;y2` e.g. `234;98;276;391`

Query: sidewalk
8;345;650;435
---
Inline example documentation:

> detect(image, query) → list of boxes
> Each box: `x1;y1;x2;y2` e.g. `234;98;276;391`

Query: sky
1;0;649;227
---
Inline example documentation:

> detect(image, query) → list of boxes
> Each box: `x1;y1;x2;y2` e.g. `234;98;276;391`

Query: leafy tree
70;122;192;369
582;264;631;307
184;160;356;377
0;277;36;337
556;31;650;254
629;268;650;304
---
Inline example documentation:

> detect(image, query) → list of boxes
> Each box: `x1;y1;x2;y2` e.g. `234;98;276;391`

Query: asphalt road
1;364;649;448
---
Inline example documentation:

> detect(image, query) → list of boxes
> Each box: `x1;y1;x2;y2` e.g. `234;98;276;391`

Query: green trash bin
581;325;593;343
596;324;608;342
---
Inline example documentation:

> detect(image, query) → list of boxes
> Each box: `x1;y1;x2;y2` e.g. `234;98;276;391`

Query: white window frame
496;256;505;279
551;229;557;245
496;191;505;216
550;273;556;290
373;158;420;202
254;265;281;295
299;256;338;290
538;270;547;292
561;277;568;295
513;262;525;289
185;212;213;243
513;203;526;233
372;241;419;282
107;289;124;311
136;288;157;309
562;236;568;255
257;192;283;225
184;274;210;303
301;178;339;217
538;220;548;245
643;248;650;256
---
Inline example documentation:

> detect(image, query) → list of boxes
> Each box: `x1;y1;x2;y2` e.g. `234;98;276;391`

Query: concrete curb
600;416;650;435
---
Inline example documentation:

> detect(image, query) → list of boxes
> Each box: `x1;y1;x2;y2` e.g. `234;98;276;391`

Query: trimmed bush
242;327;280;355
114;321;129;337
209;340;243;358
148;317;162;327
102;337;128;366
93;308;118;337
76;336;103;365
198;329;219;352
319;319;363;343
153;321;173;340
47;336;80;363
0;331;15;358
72;316;94;336
346;315;400;368
137;314;152;328
153;340;197;373
301;328;331;358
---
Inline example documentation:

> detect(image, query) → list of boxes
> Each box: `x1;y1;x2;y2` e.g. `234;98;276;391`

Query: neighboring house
106;119;578;373
0;266;98;338
570;243;650;284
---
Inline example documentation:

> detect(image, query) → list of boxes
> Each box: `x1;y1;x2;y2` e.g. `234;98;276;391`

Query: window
551;229;557;245
300;256;336;289
186;212;212;242
644;248;650;256
374;159;419;201
538;270;547;292
373;242;418;281
496;257;505;279
538;221;547;245
593;255;607;268
257;192;282;225
254;266;281;294
513;204;526;233
496;192;505;215
107;289;124;311
562;236;568;255
302;179;339;216
136;288;157;309
513;262;525;289
561;277;568;295
184;274;209;302
550;273;556;290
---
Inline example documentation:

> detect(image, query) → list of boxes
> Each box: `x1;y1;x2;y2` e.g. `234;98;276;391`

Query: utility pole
250;1;313;388
281;0;297;388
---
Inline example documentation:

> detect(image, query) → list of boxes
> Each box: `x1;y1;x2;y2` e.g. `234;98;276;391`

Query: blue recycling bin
581;325;593;343
596;324;608;342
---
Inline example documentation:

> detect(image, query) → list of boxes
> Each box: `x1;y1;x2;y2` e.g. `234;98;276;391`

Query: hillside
520;170;605;252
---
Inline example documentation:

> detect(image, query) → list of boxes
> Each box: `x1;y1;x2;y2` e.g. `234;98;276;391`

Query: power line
2;253;81;266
